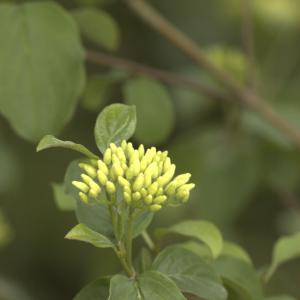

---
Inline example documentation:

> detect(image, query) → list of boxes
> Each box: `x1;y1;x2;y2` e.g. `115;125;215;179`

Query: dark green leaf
108;274;138;300
0;2;85;142
52;183;76;211
94;103;136;153
74;277;110;300
152;246;227;300
65;223;114;248
133;212;153;238
138;271;186;300
138;247;153;273
73;8;120;51
265;231;300;281
37;135;98;159
158;220;223;258
124;77;175;145
214;256;263;300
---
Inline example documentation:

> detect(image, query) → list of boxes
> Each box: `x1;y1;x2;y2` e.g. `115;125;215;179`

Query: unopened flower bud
138;144;145;158
103;149;112;165
112;154;120;165
110;143;117;153
121;140;127;152
123;192;131;204
72;181;89;193
163;157;171;172
140;188;148;197
87;180;101;193
116;147;126;162
89;188;100;199
153;195;167;204
177;183;195;193
81;174;93;185
118;176;130;188
157;164;176;187
106;181;116;194
144;194;153;205
79;163;97;178
112;163;124;177
176;190;189;202
148;182;159;195
133;174;144;191
132;192;141;201
173;173;191;187
149;204;162;212
97;160;109;175
97;170;108;186
126;142;134;157
79;192;88;203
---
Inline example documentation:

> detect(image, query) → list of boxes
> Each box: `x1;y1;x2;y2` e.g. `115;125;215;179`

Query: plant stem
86;50;227;102
141;230;155;251
126;211;135;275
124;0;300;149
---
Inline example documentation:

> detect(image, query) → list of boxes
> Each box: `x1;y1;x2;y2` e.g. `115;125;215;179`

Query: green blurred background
1;0;300;299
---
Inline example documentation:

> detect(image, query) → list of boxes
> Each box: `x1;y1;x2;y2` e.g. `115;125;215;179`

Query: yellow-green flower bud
153;195;167;204
123;192;131;204
121;163;128;171
177;183;195;193
124;186;131;194
131;159;141;176
133;174;144;191
116;147;126;163
79;163;97;178
81;173;93;185
72;181;89;193
144;194;153;205
79;192;88;203
118;176;130;188
163;157;171;173
112;163;124;177
103;149;112;165
87;180;101;194
165;181;177;196
148;182;159;195
149;204;162;212
126;142;134;157
112;154;120;165
176;190;189;203
110;143;117;153
132;192;141;201
172;173;191;187
97;160;109;175
161;151;168;160
125;167;134;180
106;181;116;194
157;164;176;187
89;188;100;199
157;187;164;196
121;140;127;152
97;170;108;186
138;144;145;158
140;188;148;197
89;159;98;167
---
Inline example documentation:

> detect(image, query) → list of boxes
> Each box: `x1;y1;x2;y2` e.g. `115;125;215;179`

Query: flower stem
126;210;134;275
142;230;155;251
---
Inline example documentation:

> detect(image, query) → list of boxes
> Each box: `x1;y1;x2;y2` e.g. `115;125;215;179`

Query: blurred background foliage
1;0;300;299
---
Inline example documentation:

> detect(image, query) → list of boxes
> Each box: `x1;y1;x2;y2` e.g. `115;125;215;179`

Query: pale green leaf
94;103;136;153
0;2;85;142
37;135;98;159
74;277;110;300
52;183;76;211
108;275;138;300
65;223;114;248
221;241;252;265
73;8;120;51
158;220;223;258
214;256;264;300
265;231;300;281
152;246;227;300
124;77;175;145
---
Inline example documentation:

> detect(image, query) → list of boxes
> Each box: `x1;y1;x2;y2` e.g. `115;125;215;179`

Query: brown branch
124;0;300;149
86;50;228;102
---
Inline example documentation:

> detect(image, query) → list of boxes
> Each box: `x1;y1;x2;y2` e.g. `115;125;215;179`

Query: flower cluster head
72;141;195;212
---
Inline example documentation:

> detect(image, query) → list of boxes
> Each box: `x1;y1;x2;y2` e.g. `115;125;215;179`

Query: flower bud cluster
72;141;195;212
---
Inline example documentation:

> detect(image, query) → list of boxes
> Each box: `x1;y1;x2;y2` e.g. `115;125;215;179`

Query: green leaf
138;271;186;300
137;247;153;273
177;241;213;261
221;241;252;265
94;103;136;153
158;220;223;258
214;256;263;300
265;231;300;281
108;274;138;300
52;183;76;211
152;246;227;300
74;277;110;300
133;212;153;238
81;74;112;112
123;77;175;145
37;135;98;159
0;210;12;247
65;223;114;248
0;2;85;142
266;296;297;300
73;8;120;51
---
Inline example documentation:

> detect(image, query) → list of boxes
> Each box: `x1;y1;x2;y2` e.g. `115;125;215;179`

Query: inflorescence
72;141;195;212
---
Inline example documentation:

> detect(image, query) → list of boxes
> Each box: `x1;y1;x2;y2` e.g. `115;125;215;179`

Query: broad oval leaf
52;183;76;211
265;231;300;281
65;223;114;248
158;220;223;258
74;277;110;300
152;246;227;300
37;135;98;159
221;241;252;265
124;77;175;145
94;103;136;153
133;212;153;238
0;2;85;142
214;256;263;300
108;274;138;300
73;8;120;51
